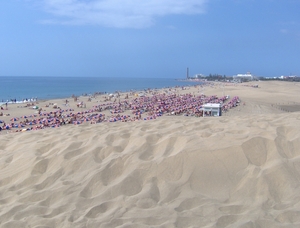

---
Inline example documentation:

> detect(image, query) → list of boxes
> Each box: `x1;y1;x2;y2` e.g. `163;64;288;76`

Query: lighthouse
186;67;189;79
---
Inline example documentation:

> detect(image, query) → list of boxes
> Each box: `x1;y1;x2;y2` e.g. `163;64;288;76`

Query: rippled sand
1;81;300;227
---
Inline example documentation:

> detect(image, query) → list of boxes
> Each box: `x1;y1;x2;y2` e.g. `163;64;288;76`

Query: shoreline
0;76;203;103
1;80;300;134
0;83;203;106
0;82;238;134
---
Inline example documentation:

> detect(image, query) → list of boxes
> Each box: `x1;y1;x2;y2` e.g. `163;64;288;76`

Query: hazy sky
1;0;299;78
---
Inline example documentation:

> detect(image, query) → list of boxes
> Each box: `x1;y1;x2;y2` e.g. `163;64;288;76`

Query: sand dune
1;81;300;227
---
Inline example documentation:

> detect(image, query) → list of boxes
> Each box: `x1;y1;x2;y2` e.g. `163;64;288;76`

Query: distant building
265;75;298;80
195;74;206;78
189;74;206;79
233;72;254;81
280;75;297;79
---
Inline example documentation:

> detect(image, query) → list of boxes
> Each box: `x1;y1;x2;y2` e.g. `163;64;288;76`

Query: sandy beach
1;80;300;227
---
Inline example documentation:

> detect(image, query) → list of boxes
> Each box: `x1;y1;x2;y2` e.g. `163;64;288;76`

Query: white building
202;103;222;117
233;72;254;81
190;74;206;79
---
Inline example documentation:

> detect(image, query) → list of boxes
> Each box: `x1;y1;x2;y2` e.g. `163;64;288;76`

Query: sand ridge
1;81;300;227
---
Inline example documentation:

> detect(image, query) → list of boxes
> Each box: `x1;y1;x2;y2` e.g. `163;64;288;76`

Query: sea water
0;76;200;104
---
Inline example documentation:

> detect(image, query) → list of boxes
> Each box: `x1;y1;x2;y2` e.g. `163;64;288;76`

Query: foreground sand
1;81;300;227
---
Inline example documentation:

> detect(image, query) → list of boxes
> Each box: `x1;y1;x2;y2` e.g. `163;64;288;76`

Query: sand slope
1;111;300;227
1;81;300;227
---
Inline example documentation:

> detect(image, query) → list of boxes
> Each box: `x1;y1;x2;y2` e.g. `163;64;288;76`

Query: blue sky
0;0;299;78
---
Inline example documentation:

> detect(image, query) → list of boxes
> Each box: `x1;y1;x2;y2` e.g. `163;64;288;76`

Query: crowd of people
0;91;240;133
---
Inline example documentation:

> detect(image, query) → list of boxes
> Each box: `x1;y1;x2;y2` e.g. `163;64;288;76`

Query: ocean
0;76;200;104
